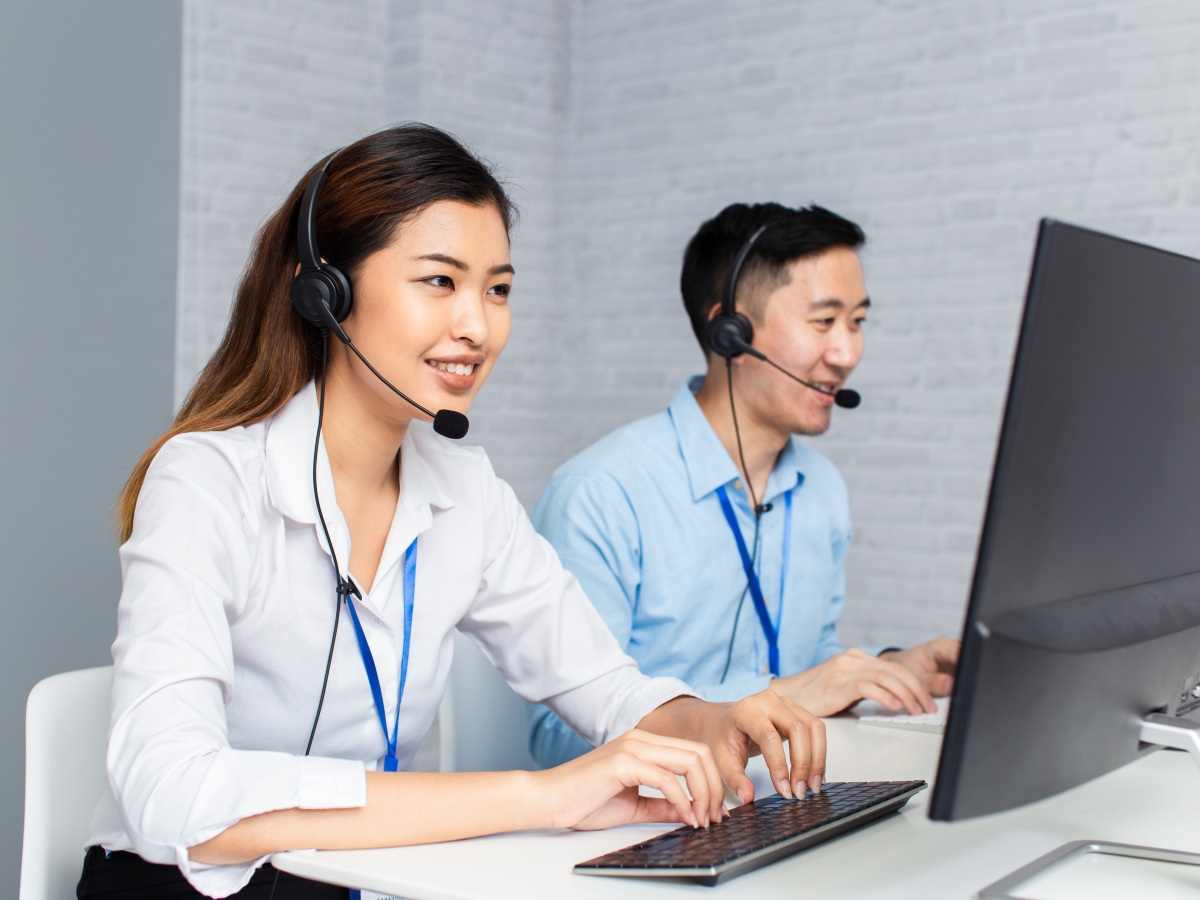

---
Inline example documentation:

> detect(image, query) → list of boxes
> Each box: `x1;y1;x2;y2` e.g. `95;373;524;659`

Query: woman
79;125;825;899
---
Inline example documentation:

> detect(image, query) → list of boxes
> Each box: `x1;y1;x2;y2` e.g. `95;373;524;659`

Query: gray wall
0;1;181;891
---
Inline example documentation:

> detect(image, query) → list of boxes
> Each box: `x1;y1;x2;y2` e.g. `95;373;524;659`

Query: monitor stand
977;714;1200;899
978;841;1200;899
1139;712;1200;765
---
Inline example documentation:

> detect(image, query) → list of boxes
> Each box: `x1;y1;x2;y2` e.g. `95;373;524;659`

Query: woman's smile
425;355;484;389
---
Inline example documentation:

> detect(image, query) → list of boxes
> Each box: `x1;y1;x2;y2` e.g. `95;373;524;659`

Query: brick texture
176;0;387;398
179;0;1200;656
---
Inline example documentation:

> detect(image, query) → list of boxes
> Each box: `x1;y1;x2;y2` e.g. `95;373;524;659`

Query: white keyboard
856;696;949;734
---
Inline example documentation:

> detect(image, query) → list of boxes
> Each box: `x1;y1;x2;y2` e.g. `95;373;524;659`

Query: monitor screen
930;219;1200;821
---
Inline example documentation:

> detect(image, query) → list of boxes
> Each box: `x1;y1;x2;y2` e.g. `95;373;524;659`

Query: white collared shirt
87;382;693;898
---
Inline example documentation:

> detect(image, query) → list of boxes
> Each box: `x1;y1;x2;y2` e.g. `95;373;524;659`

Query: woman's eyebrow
416;252;468;270
415;253;514;277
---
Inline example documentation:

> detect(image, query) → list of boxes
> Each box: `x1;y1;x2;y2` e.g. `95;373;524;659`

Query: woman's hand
536;729;729;831
638;692;826;806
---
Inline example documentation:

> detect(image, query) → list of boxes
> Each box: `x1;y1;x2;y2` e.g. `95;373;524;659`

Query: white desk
273;715;1200;899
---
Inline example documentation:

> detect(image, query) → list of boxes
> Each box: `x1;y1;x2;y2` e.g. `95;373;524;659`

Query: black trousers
77;846;350;899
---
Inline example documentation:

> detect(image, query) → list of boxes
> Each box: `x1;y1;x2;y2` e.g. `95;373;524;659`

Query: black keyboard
575;780;927;886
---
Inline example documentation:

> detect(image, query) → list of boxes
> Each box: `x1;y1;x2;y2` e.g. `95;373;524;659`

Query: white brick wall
383;0;569;506
176;0;387;402
179;0;1200;658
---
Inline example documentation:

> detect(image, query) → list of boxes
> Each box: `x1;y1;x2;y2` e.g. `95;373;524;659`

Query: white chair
20;666;112;900
16;655;505;899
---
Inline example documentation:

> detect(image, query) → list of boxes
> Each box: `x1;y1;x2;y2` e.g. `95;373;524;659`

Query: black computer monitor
930;219;1200;821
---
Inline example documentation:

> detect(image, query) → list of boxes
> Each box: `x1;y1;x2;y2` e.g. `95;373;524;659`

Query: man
528;202;959;770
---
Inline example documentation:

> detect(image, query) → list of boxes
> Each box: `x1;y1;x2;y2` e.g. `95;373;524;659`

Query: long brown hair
117;124;514;542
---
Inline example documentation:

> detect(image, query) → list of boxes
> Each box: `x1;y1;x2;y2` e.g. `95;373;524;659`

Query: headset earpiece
290;162;354;334
291;268;351;343
706;312;755;359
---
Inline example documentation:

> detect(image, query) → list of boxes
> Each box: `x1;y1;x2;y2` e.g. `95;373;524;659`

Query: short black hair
680;202;866;350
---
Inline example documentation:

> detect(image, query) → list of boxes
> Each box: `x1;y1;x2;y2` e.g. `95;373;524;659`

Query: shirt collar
264;381;456;531
668;375;805;504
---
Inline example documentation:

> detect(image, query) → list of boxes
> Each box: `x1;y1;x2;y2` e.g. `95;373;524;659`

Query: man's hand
770;647;937;717
880;636;959;696
638;691;825;805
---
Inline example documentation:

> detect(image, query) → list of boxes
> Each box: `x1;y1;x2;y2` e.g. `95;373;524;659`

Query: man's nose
824;325;860;368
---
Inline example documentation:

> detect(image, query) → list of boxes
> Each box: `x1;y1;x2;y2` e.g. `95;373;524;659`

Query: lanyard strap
715;484;793;677
344;538;417;772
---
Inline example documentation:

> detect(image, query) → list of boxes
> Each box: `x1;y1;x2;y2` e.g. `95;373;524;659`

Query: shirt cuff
867;646;903;657
173;755;366;898
606;675;695;742
296;755;368;809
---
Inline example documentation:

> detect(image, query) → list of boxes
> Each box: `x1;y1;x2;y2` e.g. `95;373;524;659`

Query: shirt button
371;616;382;629
733;479;744;491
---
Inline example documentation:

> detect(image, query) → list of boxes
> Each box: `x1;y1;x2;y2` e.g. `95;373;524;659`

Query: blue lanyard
343;538;417;772
715;485;793;677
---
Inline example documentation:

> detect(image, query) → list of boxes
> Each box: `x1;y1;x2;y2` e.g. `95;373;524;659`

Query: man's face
736;246;868;436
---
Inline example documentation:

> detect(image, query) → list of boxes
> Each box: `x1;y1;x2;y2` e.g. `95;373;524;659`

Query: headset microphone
719;331;861;409
290;157;470;440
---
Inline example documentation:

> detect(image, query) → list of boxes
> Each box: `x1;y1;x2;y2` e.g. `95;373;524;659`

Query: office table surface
272;714;1200;899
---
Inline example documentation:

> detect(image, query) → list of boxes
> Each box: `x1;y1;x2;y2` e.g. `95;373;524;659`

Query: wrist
638;694;714;743
510;769;550;830
770;670;807;699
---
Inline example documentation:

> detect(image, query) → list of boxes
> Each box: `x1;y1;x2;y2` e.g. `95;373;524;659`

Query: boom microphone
724;331;861;409
328;320;471;440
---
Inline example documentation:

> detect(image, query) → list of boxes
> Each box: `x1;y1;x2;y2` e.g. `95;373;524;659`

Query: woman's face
339;199;513;424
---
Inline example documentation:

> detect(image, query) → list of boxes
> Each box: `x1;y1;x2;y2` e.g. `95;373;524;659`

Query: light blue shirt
528;376;852;768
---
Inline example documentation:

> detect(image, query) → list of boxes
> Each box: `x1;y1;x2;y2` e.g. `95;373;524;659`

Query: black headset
705;225;769;360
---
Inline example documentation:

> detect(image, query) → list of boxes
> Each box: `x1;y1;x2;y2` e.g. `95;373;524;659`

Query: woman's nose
451;292;489;346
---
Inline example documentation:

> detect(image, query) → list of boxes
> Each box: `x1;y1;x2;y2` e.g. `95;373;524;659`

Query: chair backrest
20;666;112;900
